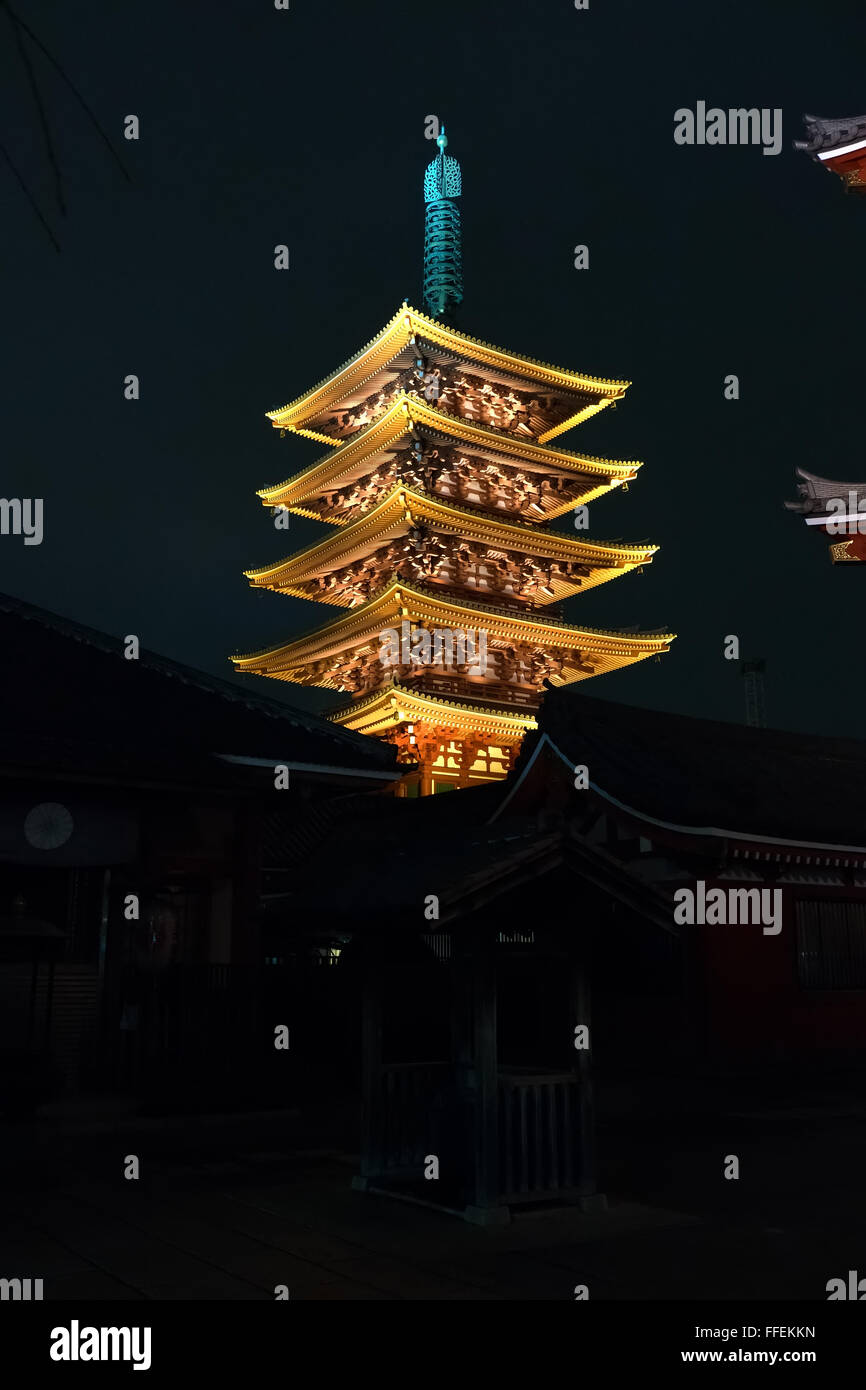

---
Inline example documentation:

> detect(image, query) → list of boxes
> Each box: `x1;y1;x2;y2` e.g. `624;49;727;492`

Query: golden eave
231;579;675;675
243;484;657;603
265;303;630;445
328;684;539;739
258;395;641;518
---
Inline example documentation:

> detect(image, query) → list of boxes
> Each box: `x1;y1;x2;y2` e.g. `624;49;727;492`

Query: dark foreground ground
1;1075;865;1300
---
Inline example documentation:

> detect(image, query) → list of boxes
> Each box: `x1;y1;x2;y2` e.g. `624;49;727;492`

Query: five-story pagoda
233;131;674;793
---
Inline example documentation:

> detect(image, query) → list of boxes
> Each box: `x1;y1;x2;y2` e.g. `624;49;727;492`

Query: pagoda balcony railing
407;580;595;632
413;579;546;617
407;673;541;709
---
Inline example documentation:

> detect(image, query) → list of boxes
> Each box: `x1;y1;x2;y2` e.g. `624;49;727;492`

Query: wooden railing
407;673;541;708
366;1061;453;1178
361;1062;590;1209
0;963;101;1091
498;1070;585;1203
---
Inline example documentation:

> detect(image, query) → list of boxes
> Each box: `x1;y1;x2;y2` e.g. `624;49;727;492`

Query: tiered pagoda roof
233;132;673;790
265;303;629;446
244;485;657;608
258;394;641;525
233;577;672;687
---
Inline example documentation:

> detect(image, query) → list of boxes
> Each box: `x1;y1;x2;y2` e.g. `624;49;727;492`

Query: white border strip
818;137;866;160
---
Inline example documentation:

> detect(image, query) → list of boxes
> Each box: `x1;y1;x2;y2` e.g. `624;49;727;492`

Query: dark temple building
794;112;866;193
785;467;866;563
0;591;400;1113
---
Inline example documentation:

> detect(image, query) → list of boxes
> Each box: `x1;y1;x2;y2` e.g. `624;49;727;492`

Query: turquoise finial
422;125;463;322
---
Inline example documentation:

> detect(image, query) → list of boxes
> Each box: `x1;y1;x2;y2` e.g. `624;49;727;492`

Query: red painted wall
698;883;866;1060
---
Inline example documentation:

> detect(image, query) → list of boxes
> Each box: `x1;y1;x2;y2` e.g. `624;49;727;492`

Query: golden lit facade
233;303;673;793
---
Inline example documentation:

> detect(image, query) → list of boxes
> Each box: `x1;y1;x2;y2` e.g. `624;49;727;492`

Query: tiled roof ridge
794;112;866;153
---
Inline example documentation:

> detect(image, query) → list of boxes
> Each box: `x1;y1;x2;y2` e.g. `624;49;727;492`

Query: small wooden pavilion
276;784;677;1224
785;467;866;563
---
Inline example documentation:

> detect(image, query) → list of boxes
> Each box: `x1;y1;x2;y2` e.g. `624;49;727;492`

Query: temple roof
784;467;866;513
794;112;866;157
265;303;629;445
258;395;640;520
328;682;539;741
0;591;400;787
261;798;674;933
259;688;866;911
231;578;674;685
506;687;866;855
244;484;656;606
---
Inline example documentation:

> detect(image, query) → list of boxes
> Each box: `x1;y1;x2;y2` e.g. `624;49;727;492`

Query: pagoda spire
423;126;463;323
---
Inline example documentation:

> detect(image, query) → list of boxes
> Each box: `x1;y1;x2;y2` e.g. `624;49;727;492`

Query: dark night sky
3;0;865;738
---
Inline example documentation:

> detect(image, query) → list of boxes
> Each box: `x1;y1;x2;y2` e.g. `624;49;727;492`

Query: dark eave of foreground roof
521;687;866;849
262;790;674;933
0;590;398;779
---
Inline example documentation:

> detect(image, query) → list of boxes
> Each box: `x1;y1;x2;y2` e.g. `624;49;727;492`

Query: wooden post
230;801;261;966
450;936;472;1069
353;942;384;1191
449;935;474;1205
569;953;606;1211
457;736;483;788
465;931;509;1225
419;759;435;797
415;730;445;797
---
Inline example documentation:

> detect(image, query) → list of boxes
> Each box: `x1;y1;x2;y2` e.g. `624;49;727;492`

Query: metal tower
741;659;767;729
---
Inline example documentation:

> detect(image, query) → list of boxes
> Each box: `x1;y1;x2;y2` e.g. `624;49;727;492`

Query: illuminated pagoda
233;131;673;792
785;467;866;563
794;113;866;194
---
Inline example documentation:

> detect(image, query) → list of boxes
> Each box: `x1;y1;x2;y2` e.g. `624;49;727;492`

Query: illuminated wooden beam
231;579;673;686
243;485;657;605
265;304;629;444
257;395;641;521
329;683;539;740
